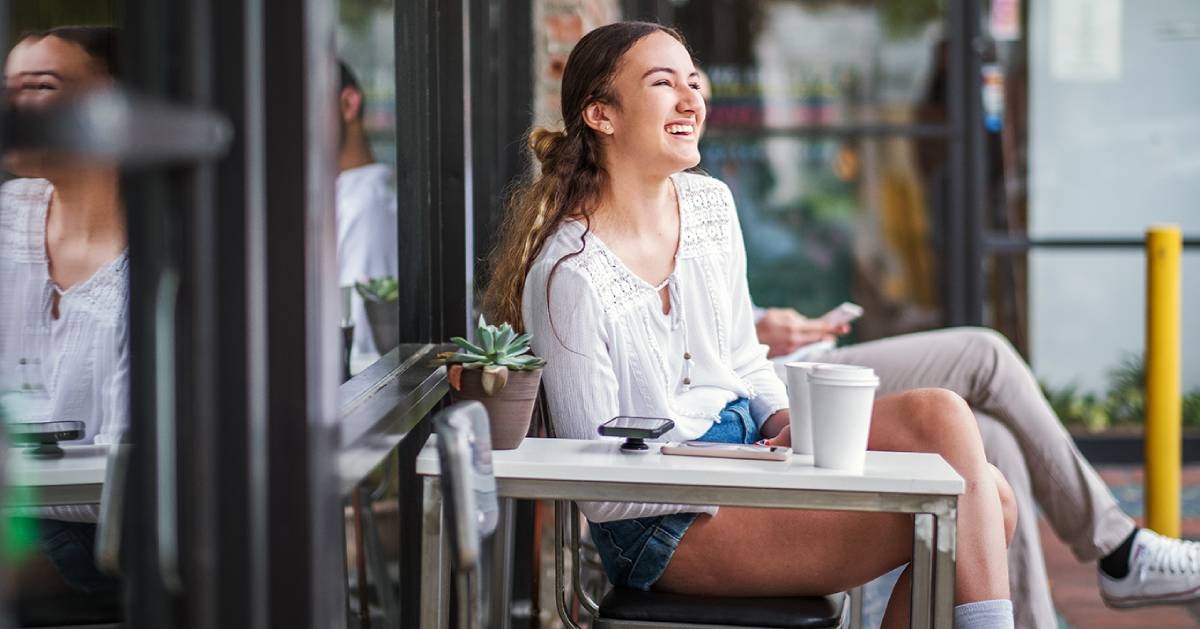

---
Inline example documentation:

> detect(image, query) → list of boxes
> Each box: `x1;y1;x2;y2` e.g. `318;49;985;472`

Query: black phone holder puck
619;437;651;454
22;443;66;459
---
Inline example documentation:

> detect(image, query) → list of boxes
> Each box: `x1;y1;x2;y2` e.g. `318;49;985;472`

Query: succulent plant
434;315;546;395
355;276;399;303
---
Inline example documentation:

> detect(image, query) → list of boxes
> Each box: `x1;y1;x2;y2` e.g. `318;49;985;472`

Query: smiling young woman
483;21;1016;629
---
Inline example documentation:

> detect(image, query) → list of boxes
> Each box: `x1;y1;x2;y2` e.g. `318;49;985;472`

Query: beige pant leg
821;327;1135;561
976;411;1058;629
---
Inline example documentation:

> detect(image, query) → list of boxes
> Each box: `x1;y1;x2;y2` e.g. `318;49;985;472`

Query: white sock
953;599;1013;629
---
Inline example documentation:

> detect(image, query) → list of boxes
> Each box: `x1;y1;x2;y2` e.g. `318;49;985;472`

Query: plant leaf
481;365;508;395
450;336;487;355
479;325;495;354
497;325;516;349
444;351;488;364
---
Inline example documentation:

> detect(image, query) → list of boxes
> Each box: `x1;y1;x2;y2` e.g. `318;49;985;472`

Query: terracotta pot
450;368;542;450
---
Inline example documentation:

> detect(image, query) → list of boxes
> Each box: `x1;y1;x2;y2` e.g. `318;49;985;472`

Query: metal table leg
910;513;935;629
489;498;515;629
933;501;958;629
421;477;448;629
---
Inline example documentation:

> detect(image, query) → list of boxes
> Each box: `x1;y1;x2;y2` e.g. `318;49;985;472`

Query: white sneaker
1098;529;1200;608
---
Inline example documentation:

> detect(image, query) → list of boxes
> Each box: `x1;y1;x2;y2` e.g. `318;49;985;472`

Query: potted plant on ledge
434;315;545;450
355;276;400;355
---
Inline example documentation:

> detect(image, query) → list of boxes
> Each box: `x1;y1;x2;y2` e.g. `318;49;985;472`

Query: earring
601;122;613;134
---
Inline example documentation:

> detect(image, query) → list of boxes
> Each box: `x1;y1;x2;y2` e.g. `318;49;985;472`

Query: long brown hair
481;21;686;331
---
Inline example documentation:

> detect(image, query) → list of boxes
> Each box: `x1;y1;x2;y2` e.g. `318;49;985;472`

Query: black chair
433;401;500;629
555;501;846;629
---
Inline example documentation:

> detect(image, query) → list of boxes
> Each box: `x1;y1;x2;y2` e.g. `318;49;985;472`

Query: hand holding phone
818;302;863;328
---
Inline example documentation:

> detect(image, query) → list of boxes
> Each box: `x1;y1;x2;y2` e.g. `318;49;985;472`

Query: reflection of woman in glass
485;22;1015;628
1;26;125;594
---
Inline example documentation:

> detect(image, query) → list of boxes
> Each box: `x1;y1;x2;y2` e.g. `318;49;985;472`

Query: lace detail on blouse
676;173;732;259
563;247;653;320
561;172;734;320
0;178;53;263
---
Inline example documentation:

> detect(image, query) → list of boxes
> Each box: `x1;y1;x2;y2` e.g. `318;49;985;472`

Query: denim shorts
589;398;758;590
16;518;120;593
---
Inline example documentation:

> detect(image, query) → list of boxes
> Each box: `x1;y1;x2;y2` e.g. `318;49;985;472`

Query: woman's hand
755;308;850;358
764;425;791;448
759;409;791;447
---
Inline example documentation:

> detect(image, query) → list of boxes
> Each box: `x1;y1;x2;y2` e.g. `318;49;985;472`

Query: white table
417;437;964;629
7;445;109;507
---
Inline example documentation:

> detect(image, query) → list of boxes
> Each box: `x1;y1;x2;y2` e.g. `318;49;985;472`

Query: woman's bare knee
871;388;981;455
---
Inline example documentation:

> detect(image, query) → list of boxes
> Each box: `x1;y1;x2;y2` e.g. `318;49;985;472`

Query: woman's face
4;35;114;178
597;31;705;177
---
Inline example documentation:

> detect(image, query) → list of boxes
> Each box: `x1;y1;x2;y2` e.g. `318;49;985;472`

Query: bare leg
825;328;1135;560
657;389;1010;613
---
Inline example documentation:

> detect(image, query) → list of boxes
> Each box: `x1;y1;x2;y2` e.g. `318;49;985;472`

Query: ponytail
480;21;687;331
480;122;605;331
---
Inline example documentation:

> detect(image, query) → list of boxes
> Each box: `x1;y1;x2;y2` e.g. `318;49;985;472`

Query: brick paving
1046;465;1200;628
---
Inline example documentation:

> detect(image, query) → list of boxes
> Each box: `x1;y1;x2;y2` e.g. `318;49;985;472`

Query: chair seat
598;587;845;628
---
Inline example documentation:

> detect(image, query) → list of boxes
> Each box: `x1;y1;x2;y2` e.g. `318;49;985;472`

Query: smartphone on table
7;420;86;458
660;440;791;462
598;416;674;453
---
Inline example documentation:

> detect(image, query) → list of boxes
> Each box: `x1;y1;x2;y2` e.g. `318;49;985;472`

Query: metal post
421;477;447;629
490;499;516;629
1146;225;1183;537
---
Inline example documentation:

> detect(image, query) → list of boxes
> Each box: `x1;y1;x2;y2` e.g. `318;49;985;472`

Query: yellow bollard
1145;225;1182;537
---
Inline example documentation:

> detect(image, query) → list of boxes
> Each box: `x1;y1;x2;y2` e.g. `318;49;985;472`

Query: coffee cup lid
784;361;823;371
807;364;879;386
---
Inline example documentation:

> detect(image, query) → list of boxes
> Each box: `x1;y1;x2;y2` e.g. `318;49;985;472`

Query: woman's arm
524;260;621;441
720;184;789;428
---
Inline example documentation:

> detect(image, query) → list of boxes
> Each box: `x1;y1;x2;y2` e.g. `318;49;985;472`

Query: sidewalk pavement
1047;464;1200;628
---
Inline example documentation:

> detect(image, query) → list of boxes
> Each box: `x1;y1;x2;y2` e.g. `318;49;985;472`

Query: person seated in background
0;25;125;595
485;22;1018;629
755;312;1200;620
693;63;1200;624
335;61;398;363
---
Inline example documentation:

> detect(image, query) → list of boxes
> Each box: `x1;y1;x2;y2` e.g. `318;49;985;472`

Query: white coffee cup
783;362;823;454
807;364;879;474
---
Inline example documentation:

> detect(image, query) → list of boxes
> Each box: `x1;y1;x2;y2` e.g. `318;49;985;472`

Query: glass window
1029;249;1200;401
336;0;400;377
1028;0;1200;239
676;0;949;339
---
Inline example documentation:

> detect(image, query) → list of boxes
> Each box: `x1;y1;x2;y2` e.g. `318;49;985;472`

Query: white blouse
0;178;129;522
523;171;788;523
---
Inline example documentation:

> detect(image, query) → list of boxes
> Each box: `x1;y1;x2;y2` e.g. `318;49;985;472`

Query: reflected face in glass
602;32;706;176
4;35;115;178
